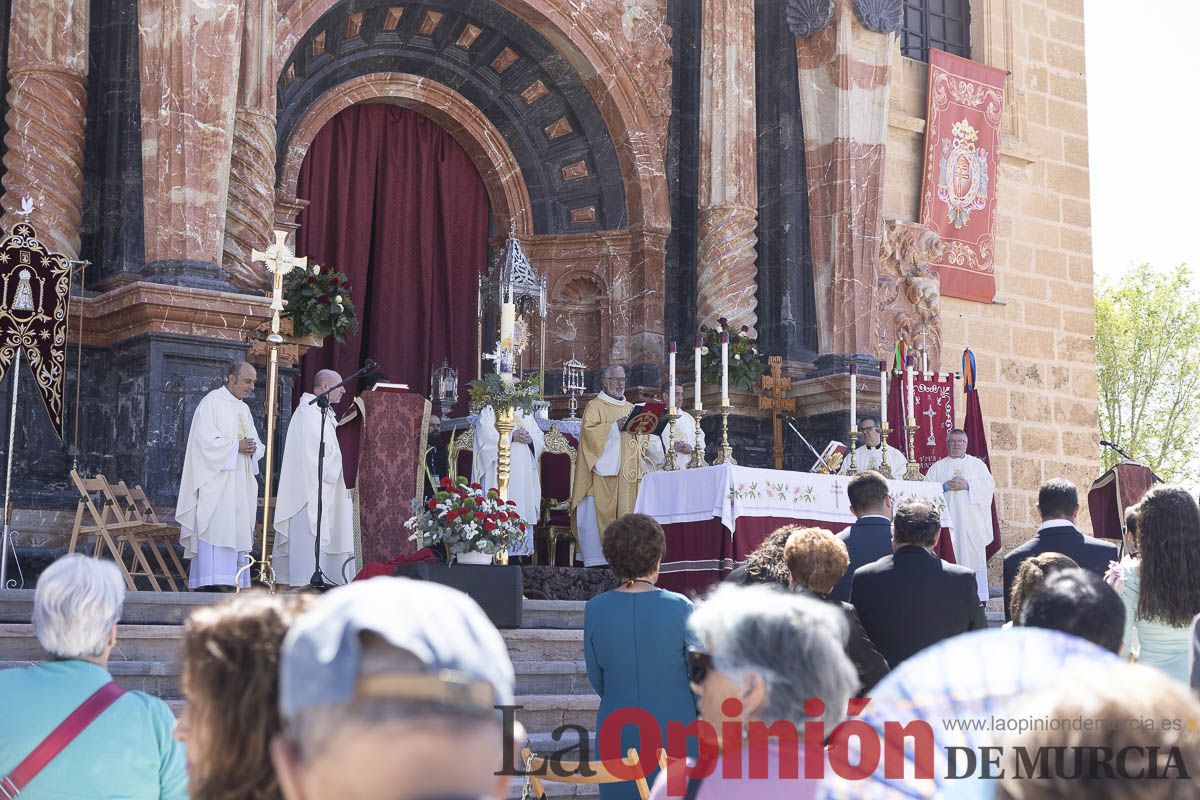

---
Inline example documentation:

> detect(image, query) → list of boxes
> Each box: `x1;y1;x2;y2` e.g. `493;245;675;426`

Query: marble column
222;0;276;290
791;0;902;355
139;0;243;289
696;0;758;336
0;0;89;258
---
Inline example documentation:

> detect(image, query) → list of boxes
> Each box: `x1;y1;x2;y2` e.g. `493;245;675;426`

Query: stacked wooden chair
68;470;188;592
519;747;659;799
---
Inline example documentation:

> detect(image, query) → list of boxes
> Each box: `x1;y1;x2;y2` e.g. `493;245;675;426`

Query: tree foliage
1095;264;1200;479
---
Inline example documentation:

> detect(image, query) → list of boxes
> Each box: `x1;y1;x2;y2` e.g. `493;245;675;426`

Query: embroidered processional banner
887;369;956;475
919;49;1006;303
0;222;72;437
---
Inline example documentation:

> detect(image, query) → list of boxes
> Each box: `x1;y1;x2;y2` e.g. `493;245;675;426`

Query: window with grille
901;0;971;62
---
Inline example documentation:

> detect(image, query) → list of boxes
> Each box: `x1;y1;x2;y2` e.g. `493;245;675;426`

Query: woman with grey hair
648;583;858;799
0;555;187;798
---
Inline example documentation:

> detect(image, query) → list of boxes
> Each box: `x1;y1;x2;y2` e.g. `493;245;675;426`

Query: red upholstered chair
447;426;475;482
538;425;578;565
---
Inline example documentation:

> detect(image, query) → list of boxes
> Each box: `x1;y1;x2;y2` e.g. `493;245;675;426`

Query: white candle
668;342;677;412
500;302;516;343
720;332;729;406
694;336;703;411
922;349;929;375
849;363;857;431
906;357;916;425
879;360;888;429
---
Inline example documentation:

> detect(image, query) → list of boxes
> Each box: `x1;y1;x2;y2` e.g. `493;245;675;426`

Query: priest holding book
570;365;639;567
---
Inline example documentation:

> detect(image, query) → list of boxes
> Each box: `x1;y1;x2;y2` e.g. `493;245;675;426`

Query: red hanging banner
886;370;956;476
919;49;1006;304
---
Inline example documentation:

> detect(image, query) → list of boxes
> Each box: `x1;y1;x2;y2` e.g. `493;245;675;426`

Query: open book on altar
370;382;409;392
622;401;669;436
812;441;847;474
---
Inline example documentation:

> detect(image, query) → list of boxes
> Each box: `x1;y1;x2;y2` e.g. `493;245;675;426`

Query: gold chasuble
570;391;638;564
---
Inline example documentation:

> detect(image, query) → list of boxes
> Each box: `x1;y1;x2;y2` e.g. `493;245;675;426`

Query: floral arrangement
283;267;357;343
406;476;528;557
699;317;765;390
468;373;540;414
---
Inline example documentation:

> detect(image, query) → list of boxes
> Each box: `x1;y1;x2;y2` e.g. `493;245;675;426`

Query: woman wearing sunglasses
650;584;858;799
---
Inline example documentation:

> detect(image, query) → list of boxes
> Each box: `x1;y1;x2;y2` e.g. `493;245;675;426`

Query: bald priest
175;362;264;589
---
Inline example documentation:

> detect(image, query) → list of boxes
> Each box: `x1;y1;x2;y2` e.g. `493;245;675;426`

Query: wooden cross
758;356;796;470
252;230;310;336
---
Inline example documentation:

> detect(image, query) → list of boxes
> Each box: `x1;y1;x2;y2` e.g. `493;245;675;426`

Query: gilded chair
538;425;577;565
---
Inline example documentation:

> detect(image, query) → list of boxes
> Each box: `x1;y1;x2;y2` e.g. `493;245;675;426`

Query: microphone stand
781;415;833;473
1100;440;1163;484
306;362;377;590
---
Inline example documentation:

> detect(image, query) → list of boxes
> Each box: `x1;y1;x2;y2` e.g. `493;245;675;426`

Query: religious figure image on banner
919;49;1006;304
0;222;72;438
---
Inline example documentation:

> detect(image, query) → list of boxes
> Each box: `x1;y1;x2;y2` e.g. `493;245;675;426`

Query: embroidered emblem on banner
937;119;990;229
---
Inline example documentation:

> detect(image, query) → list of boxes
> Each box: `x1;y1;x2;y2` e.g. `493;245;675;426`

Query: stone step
0;589;227;626
502;629;584;662
513;660;591;695
507;694;599;735
0;623;184;661
520;600;585;630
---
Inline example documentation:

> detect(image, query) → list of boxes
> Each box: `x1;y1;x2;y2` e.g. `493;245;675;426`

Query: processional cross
758;356;796;470
922;404;938;446
237;230;311;590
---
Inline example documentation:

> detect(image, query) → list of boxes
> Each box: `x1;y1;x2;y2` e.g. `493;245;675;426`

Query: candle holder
663;409;682;471
713;403;737;465
903;421;923;481
690;407;708;468
846;429;859;475
431;359;458;418
877;423;894;478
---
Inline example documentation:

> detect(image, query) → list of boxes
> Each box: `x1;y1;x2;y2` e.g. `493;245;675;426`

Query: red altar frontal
634;465;958;595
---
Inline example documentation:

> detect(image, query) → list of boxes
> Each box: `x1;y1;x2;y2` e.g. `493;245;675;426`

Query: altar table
634;465;957;595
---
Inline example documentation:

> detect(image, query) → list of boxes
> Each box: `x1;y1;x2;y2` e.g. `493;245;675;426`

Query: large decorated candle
849;363;857;431
694;335;703;411
879;359;888;429
668;341;677;412
720;331;729;406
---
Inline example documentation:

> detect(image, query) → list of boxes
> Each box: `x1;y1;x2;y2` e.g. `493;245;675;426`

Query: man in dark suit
851;500;987;668
1002;478;1119;620
828;470;894;602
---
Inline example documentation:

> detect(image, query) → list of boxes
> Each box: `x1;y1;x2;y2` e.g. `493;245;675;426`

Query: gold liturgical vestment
570;392;639;554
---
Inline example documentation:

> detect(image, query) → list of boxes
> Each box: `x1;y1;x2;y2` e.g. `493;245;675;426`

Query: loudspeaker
392;563;523;628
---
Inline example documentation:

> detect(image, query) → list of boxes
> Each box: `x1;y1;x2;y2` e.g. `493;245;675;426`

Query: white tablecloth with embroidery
635;464;954;534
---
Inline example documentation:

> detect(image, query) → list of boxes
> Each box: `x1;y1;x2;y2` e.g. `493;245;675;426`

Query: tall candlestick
905;356;916;424
849;363;857;429
720;332;729;406
668;341;677;412
879;359;888;429
694;335;703;411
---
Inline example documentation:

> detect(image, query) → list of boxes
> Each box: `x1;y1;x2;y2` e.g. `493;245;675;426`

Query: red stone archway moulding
274;0;671;232
277;73;534;236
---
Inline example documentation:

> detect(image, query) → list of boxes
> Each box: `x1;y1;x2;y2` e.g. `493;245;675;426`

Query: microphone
363;359;378;372
1099;439;1114;448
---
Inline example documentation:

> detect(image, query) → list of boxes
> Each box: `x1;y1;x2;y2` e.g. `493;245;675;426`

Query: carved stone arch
275;1;634;235
549;270;609;375
278;73;534;237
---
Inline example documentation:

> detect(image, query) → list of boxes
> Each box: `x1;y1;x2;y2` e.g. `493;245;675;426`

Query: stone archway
277;73;534;237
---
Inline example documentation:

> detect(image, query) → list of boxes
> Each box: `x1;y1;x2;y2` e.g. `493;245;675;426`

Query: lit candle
668;341;677;412
500;301;516;344
720;331;729;407
694;335;703;411
906;355;916;425
849;363;857;432
879;359;888;430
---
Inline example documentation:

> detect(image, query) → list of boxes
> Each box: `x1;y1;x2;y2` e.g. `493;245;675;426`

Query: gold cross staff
237;230;314;590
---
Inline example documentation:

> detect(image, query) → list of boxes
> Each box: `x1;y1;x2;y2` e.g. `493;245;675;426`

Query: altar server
646;384;705;469
175;362;264;589
926;428;996;602
473;406;544;555
273;370;356;587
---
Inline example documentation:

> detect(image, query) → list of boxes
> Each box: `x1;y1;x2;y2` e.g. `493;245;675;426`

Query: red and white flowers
406;475;528;557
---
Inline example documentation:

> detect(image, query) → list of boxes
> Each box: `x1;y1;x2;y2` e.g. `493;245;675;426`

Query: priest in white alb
926;427;995;602
272;369;356;587
839;417;907;476
175;362;264;589
647;383;705;469
473;405;544;556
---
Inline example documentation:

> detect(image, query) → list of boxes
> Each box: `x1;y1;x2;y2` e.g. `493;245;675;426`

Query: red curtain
295;104;489;412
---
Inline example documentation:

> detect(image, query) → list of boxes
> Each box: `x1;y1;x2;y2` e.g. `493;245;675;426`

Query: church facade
0;0;1097;583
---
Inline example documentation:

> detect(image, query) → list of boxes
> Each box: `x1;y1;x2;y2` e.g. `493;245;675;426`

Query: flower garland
283;267;357;343
405;476;527;557
698;317;765;390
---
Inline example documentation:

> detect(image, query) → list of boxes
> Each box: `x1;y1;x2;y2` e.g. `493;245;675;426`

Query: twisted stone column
696;0;758;336
222;0;277;289
0;0;90;258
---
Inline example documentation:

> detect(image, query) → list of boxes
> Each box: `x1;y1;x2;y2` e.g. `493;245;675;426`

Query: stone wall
883;0;1098;588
